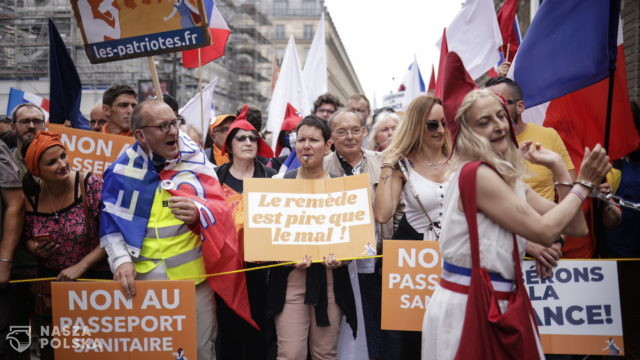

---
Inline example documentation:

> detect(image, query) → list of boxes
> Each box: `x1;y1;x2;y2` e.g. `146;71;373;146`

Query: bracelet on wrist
573;180;596;192
381;163;394;170
0;258;12;263
554;181;573;188
569;189;586;202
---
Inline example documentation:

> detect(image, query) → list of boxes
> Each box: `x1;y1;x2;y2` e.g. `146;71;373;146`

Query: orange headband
24;131;66;177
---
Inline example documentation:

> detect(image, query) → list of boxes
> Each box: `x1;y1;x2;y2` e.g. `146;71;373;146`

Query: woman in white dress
421;89;611;359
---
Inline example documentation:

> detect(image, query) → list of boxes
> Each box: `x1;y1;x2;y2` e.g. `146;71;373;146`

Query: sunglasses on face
425;120;446;132
234;135;259;143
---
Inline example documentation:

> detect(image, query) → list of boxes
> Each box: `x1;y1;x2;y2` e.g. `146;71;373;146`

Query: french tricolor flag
510;0;639;258
510;0;638;166
182;0;230;69
7;88;50;120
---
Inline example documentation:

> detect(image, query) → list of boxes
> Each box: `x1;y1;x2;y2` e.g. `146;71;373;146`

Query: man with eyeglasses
313;93;343;122
89;104;108;132
207;114;236;165
102;100;218;360
6;102;42;360
323;109;392;359
11;103;46;178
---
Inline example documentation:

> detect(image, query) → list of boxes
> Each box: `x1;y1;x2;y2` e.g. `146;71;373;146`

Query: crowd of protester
0;79;638;360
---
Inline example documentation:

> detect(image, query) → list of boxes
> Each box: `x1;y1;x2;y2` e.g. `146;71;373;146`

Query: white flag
179;78;217;140
302;12;328;106
441;0;502;79
265;35;310;150
400;58;426;110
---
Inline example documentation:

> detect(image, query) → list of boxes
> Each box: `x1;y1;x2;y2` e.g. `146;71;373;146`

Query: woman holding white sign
421;87;611;359
267;116;357;360
214;106;276;359
374;95;451;359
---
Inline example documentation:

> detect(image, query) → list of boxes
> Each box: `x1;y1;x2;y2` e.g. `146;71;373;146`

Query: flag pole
603;68;615;152
198;48;204;135
505;43;511;62
147;56;163;101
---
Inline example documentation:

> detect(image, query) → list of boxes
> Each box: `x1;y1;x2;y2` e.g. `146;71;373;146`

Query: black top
267;168;357;338
215;159;278;193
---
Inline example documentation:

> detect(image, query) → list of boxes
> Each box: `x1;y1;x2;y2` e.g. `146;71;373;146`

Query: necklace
423;159;449;169
45;182;67;220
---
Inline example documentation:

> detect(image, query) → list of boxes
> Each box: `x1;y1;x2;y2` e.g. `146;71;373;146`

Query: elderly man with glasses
323;109;393;359
101;100;222;360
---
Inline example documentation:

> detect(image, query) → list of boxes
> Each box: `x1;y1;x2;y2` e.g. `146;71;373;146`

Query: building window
239;82;250;93
304;25;313;40
275;48;285;63
275;25;285;40
274;0;287;16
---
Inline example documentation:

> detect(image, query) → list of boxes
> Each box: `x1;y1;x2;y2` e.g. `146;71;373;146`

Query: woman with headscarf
421;89;610;359
21;131;109;359
214;106;277;359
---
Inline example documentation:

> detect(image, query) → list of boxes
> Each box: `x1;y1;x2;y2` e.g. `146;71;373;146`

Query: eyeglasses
316;108;335;115
505;99;521;105
425;120;446;132
213;126;230;134
89;119;107;126
333;127;363;138
139;118;184;133
16;118;45;126
234;135;259;143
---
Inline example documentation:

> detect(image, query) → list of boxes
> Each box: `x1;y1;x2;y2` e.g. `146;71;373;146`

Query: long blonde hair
454;89;525;186
383;95;450;160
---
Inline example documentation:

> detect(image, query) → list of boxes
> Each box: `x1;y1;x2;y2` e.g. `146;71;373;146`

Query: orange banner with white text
51;280;196;359
48;124;134;176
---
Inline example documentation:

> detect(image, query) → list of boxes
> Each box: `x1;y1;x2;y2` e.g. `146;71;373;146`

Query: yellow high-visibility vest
134;186;206;284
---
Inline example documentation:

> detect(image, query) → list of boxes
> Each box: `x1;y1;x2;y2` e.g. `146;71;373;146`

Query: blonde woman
374;95;451;359
421;89;610;359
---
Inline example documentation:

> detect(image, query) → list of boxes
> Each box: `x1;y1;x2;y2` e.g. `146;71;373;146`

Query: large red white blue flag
7;88;50;118
510;0;639;164
182;0;230;68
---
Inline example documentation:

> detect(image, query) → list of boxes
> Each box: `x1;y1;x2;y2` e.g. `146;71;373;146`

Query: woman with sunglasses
21;131;109;359
373;94;450;359
421;89;610;359
214;106;276;359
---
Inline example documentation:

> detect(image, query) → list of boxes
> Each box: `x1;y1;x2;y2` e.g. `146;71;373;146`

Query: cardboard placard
51;280;196;359
48;124;134;176
523;260;624;355
243;174;375;261
381;240;441;331
71;0;210;63
380;240;625;356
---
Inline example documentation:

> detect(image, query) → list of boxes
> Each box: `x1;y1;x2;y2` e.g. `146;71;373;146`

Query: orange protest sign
51;280;196;359
381;240;441;331
243;174;375;261
48;124;134;176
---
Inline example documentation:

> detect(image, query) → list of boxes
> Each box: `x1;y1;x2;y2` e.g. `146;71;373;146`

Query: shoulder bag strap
458;161;483;269
396;157;438;230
